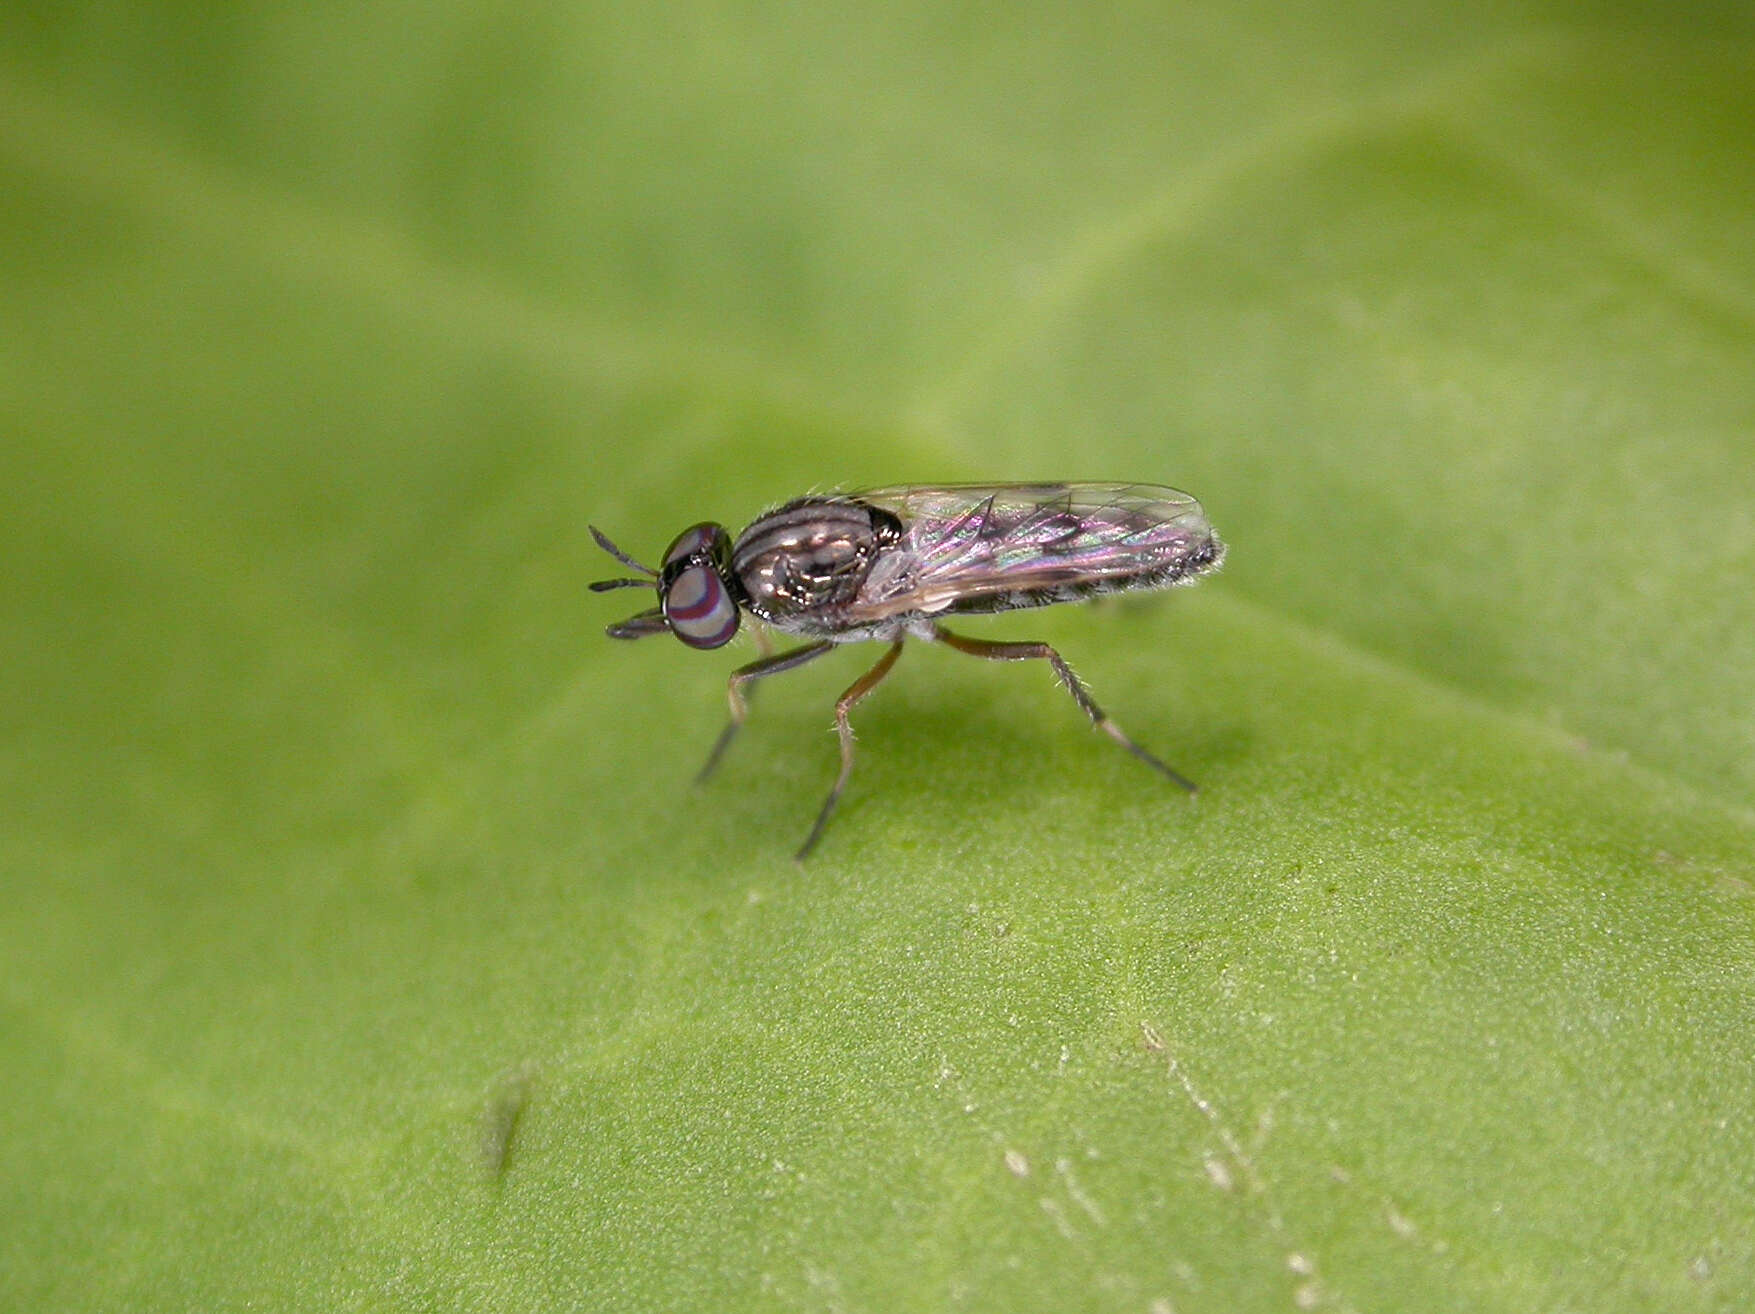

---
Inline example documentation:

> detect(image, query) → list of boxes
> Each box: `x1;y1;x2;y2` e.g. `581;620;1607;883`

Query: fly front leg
932;625;1196;792
697;640;834;783
796;640;905;861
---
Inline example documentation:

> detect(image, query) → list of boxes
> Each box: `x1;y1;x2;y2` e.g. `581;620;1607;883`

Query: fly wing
847;482;1220;622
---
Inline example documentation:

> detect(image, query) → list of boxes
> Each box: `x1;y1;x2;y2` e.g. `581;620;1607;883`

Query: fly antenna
589;524;657;578
589;577;652;593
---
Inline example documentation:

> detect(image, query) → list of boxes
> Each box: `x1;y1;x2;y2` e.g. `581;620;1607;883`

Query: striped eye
659;522;740;649
662;563;739;648
663;524;724;568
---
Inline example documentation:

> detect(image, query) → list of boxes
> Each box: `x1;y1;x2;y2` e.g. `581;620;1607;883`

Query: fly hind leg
932;625;1196;792
795;639;905;861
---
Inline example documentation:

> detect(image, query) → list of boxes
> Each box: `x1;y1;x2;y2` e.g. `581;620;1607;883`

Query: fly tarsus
795;640;905;861
932;625;1196;793
696;641;834;783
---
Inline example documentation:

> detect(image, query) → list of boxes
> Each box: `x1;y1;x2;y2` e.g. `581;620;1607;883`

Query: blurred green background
4;3;1754;1310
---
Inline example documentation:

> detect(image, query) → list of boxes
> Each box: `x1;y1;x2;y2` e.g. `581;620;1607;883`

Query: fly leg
932;625;1196;792
796;640;905;861
697;640;835;783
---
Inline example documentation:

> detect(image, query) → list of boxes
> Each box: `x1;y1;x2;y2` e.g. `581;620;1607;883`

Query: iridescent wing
845;482;1222;623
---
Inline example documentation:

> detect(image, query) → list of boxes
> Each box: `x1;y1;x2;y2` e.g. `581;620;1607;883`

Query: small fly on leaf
591;482;1224;859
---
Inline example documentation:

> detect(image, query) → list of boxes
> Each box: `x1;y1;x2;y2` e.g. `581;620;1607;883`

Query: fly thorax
732;498;901;621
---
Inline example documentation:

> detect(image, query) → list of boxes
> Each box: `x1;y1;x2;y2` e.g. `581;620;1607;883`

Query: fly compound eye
658;522;739;649
662;523;730;570
662;561;740;648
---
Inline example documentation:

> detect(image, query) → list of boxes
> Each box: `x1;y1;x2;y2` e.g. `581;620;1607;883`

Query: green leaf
3;5;1753;1311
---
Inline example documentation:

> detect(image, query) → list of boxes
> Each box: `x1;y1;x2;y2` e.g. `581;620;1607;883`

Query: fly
590;482;1225;859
